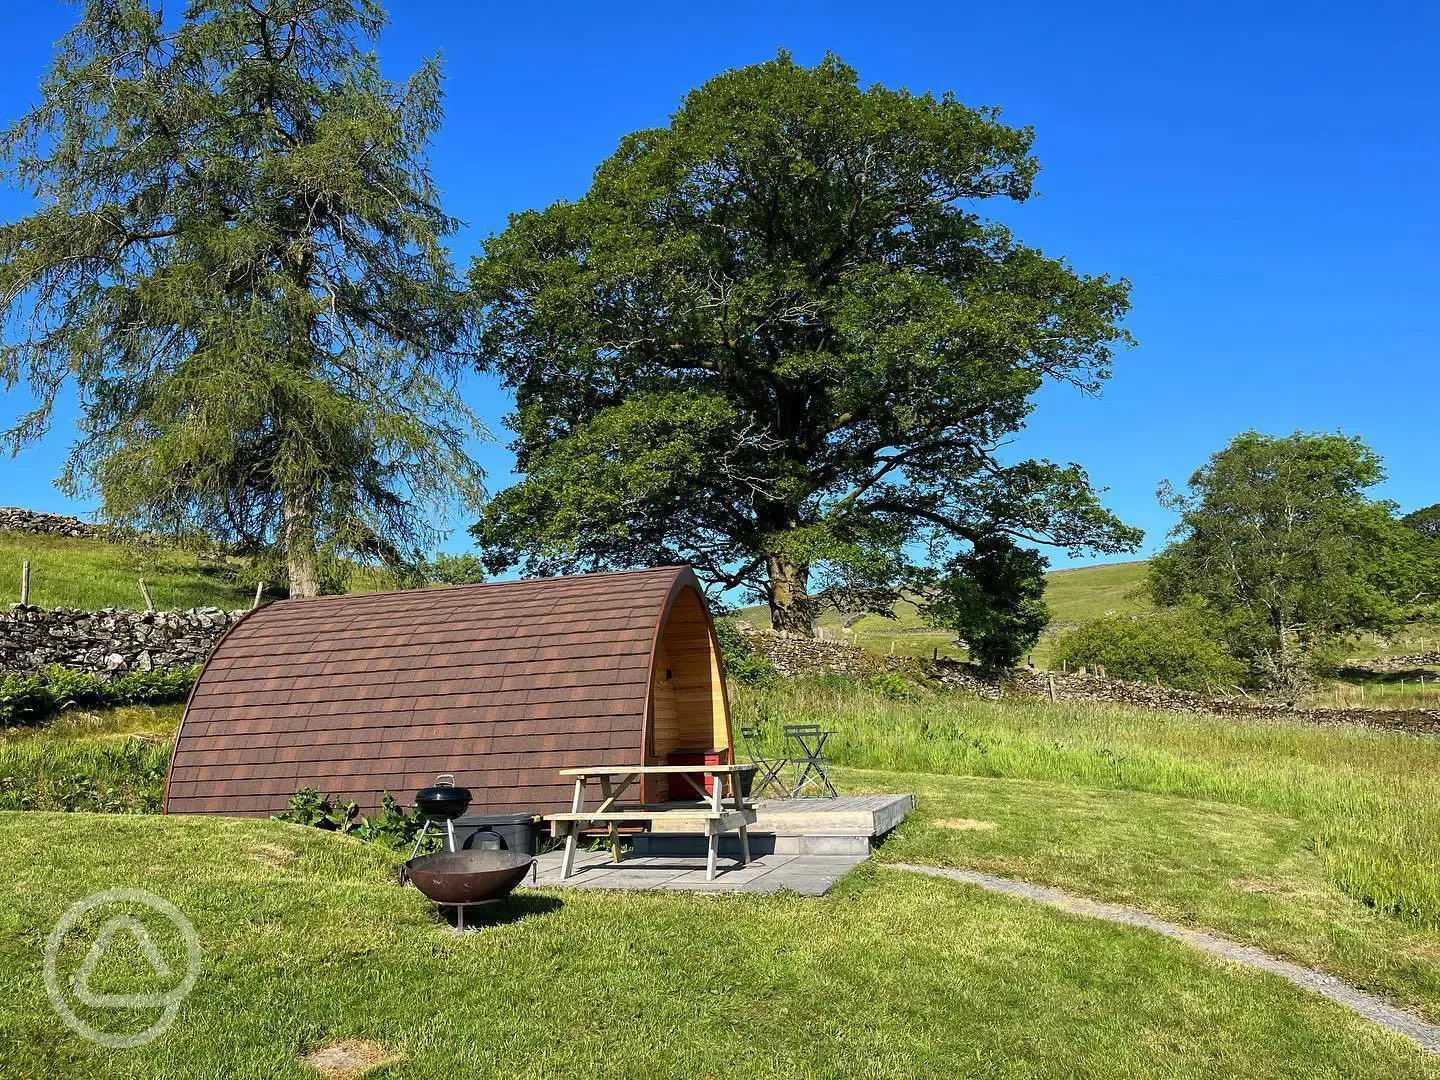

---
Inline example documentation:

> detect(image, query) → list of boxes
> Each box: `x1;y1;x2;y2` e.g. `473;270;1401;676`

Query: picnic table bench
546;764;758;881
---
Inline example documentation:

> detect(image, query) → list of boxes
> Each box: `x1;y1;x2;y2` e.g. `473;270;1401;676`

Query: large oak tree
0;0;483;596
470;54;1139;634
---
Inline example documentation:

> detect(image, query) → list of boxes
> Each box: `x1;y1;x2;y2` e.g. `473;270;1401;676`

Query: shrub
0;673;54;725
1052;609;1246;692
278;787;440;855
275;787;359;833
713;618;778;686
0;665;199;727
354;791;438;853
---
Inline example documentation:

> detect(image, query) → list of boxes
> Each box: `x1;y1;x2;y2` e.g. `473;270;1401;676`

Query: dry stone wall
1348;652;1440;672
0;604;242;677
0;507;106;539
735;623;889;678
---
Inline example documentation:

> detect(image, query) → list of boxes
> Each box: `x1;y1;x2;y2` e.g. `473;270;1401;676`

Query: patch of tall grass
0;735;170;812
734;677;1440;926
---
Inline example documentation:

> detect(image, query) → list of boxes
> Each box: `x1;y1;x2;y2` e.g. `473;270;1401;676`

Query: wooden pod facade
164;566;731;817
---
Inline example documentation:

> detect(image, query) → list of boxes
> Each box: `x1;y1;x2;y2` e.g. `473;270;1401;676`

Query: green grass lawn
2;811;1437;1079
856;768;1440;1024
6;684;1440;1074
737;679;1440;1019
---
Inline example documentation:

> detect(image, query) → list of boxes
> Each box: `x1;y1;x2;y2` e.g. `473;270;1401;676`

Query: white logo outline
44;888;200;1048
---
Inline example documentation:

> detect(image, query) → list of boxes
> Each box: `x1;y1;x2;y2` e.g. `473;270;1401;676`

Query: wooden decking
646;793;915;837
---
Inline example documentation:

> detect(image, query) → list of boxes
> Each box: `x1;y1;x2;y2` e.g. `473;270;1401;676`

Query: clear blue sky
2;1;1436;567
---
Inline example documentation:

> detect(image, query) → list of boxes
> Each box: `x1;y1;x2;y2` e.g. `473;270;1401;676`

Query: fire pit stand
401;849;535;929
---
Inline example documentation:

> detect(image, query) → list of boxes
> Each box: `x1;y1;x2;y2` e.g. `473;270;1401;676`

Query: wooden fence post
20;560;30;605
138;578;155;612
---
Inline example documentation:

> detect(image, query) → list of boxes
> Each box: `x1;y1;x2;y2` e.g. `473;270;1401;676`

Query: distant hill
736;559;1154;660
3;510;1154;636
1043;560;1151;625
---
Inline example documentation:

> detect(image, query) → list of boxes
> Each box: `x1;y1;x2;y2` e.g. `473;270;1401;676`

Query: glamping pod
164;566;731;817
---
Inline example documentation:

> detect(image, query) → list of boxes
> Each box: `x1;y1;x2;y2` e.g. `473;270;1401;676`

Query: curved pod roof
165;565;729;818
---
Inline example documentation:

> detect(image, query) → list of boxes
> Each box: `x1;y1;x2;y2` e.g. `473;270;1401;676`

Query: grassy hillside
0;530;398;610
0;533;254;610
1042;559;1151;623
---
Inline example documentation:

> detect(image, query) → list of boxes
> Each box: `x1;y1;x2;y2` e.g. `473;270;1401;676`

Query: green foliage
1392;505;1440;609
923;537;1050;669
1052;609;1246;691
712;618;778;687
354;790;438;853
278;786;440;853
470;52;1139;633
0;665;198;727
0;0;485;596
1402;504;1440;539
276;787;359;834
1151;431;1425;689
423;552;488;586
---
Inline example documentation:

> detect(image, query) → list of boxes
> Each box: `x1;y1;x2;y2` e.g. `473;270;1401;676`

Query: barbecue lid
413;775;473;819
416;785;472;803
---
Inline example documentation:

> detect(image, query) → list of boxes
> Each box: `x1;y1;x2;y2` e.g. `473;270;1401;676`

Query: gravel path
890;862;1440;1055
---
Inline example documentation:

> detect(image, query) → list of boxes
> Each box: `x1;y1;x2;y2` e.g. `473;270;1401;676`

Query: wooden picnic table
546;763;758;881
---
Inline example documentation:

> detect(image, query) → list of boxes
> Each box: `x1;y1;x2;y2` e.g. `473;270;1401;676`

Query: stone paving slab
527;848;866;895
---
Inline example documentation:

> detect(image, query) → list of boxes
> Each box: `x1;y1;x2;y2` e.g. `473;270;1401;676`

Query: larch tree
469;54;1139;638
0;0;483;596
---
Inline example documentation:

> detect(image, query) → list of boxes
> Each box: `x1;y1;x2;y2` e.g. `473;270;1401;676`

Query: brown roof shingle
165;565;703;818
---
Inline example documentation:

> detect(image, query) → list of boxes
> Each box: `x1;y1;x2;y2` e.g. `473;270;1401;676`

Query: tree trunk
767;554;813;637
283;488;320;599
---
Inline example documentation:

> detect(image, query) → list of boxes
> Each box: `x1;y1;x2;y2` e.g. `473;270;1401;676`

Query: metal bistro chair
784;724;838;799
739;725;790;799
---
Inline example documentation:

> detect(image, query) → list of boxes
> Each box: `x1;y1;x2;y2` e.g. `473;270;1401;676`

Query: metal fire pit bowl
402;849;534;907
